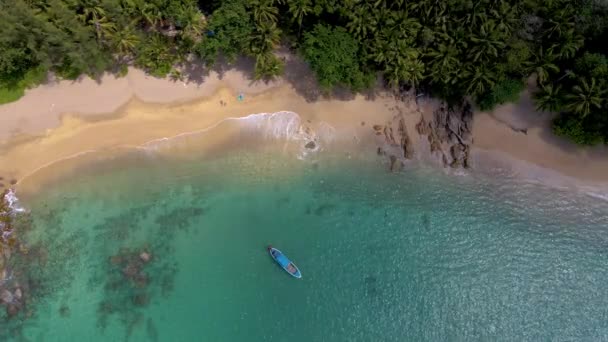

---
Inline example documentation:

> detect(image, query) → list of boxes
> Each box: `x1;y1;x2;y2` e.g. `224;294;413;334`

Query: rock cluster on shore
416;101;474;168
373;110;414;172
373;97;474;171
0;189;26;319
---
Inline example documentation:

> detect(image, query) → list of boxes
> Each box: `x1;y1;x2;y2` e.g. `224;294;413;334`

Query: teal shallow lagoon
4;139;608;341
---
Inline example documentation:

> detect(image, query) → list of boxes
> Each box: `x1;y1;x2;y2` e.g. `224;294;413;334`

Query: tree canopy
0;0;607;145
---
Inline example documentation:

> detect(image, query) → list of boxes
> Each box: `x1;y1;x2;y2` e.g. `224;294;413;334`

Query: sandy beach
1;63;608;192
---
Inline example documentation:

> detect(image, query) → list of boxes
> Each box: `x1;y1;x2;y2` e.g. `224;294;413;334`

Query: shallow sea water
3;112;608;342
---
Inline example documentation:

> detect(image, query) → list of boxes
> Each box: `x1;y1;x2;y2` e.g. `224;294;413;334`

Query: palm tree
79;4;104;22
177;5;206;41
544;6;576;40
110;22;140;58
426;43;462;84
254;52;284;80
548;29;584;60
250;0;279;24
78;5;115;43
288;0;312;37
392;11;422;40
469;19;506;62
489;2;519;37
346;5;378;41
249;21;281;55
533;84;563;112
464;64;496;97
528;49;559;84
383;54;425;88
125;0;162;29
564;78;605;117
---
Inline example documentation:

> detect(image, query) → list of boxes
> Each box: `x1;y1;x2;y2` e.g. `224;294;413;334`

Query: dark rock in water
122;263;140;278
389;155;398;172
139;252;151;263
421;213;431;229
6;304;19;317
147;318;159;342
304;141;316;149
1;289;14;304
132;293;149;307
377;147;385;156
133;272;149;288
14;287;22;300
9;179;17;185
110;255;124;265
449;144;470;168
59;305;70;317
314;203;336;216
364;275;378;296
361;121;365;126
98;300;114;315
372;124;383;131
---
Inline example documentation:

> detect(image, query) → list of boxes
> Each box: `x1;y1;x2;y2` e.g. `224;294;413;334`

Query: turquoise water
3;126;608;341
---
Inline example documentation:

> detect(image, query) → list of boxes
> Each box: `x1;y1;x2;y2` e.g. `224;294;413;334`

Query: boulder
1;289;13;303
6;304;19;317
122;263;139;278
59;305;70;317
449;144;468;168
415;116;431;135
132;293;149;307
139;252;151;263
389;155;398;172
398;119;414;159
304;141;316;150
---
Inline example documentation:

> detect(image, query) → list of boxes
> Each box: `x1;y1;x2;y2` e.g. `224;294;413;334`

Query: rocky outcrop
373;109;415;172
0;189;27;319
415;101;473;168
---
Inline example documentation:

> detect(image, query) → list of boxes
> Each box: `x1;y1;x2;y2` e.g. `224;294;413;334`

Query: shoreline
1;66;608;194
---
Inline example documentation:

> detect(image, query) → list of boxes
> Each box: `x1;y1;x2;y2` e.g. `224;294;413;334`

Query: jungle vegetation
0;0;606;144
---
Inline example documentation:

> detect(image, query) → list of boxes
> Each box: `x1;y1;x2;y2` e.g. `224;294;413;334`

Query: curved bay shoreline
0;65;607;194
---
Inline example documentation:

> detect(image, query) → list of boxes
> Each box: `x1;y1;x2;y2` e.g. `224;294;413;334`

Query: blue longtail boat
267;246;302;279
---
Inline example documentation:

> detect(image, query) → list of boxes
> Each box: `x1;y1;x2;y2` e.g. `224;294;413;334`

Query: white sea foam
582;189;608;203
138;111;332;159
3;189;25;213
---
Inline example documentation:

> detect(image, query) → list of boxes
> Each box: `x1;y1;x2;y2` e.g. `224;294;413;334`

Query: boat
267;246;302;279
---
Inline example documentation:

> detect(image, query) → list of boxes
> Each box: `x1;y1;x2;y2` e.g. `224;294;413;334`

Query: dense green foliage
301;25;372;91
477;79;526;111
0;0;607;144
